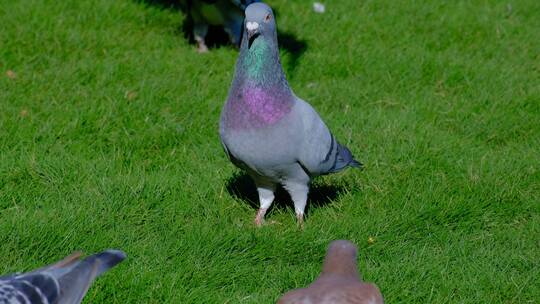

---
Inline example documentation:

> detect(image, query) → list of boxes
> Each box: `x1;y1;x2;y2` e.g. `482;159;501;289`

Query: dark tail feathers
328;142;363;173
338;143;363;169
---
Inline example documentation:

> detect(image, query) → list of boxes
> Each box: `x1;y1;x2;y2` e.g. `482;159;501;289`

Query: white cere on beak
246;22;259;31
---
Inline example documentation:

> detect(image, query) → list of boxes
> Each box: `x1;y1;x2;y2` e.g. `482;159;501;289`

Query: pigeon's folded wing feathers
295;98;361;176
56;249;125;304
0;250;125;304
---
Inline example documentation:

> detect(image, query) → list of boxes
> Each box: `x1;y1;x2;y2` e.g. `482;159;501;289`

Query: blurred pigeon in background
0;249;126;304
219;3;362;227
277;240;384;304
180;0;260;52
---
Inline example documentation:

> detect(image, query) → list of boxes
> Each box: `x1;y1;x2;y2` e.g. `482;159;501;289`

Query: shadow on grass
134;0;308;72
225;172;344;215
278;30;308;79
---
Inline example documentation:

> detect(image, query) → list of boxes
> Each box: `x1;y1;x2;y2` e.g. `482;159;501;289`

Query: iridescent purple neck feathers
224;82;292;129
222;28;293;130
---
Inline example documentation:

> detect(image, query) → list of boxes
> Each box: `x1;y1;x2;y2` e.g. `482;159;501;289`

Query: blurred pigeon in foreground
182;0;260;52
219;3;362;227
278;240;383;304
0;249;126;304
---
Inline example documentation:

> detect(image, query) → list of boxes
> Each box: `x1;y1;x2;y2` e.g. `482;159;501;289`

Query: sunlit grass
0;0;539;302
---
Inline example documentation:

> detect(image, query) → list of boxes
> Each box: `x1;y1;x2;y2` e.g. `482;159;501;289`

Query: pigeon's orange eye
265;14;272;22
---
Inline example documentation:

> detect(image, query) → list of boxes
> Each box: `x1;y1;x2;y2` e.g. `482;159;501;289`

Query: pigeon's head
327;240;358;260
321;240;361;279
244;2;276;49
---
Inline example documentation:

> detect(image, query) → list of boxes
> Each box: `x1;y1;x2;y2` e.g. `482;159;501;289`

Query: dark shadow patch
177;4;308;53
134;0;308;56
178;12;235;50
273;7;308;77
201;26;236;49
135;0;232;49
226;172;259;208
278;30;308;78
225;172;344;215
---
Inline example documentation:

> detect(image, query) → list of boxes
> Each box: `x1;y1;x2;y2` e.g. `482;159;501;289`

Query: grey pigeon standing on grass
219;3;362;227
0;249;126;304
278;240;384;304
182;0;260;52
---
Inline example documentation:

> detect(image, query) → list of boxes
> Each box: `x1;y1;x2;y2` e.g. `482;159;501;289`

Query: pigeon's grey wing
0;252;84;304
0;273;18;281
55;249;126;304
26;252;83;276
0;273;60;304
295;98;362;176
0;250;125;304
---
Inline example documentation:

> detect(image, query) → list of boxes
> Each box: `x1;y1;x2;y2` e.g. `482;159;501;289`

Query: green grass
1;0;539;302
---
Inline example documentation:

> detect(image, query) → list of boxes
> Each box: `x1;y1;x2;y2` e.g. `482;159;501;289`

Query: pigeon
219;2;362;227
181;0;261;52
0;249;126;304
277;240;384;304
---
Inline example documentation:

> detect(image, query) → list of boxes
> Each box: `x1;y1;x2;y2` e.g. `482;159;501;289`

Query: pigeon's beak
246;21;260;48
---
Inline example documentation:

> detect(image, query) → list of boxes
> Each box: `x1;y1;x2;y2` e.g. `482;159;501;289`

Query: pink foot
296;213;304;230
195;38;209;53
197;44;208;53
255;208;268;227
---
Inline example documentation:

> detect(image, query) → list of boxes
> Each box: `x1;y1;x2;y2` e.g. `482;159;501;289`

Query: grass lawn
1;0;539;302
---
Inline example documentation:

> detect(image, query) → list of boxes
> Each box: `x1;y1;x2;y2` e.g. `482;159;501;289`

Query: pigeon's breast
223;85;293;130
220;123;302;180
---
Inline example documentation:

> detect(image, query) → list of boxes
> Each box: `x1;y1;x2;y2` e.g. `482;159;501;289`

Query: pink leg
283;181;309;229
254;181;276;227
195;38;209;53
255;208;268;227
296;213;304;230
